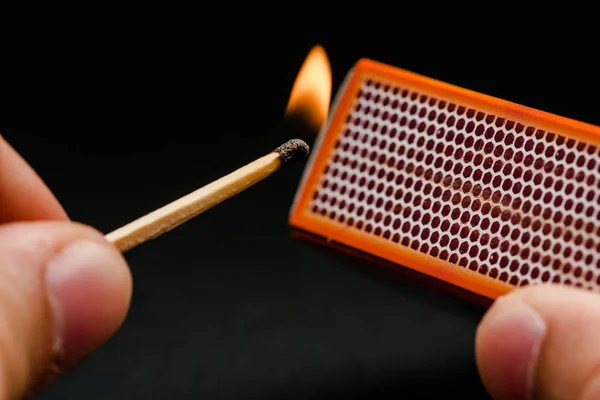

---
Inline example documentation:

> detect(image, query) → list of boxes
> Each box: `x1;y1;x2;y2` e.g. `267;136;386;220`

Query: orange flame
285;45;332;131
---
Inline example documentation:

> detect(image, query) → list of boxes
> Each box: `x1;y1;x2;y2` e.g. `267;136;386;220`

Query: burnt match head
274;139;310;165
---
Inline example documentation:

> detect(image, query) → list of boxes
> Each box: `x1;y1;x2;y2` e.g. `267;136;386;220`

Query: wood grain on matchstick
106;139;309;252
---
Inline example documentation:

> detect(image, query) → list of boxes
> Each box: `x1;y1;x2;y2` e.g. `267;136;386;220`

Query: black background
0;12;598;399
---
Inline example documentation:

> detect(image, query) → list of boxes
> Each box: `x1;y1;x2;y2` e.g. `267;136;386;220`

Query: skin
0;135;132;399
1;132;599;400
476;285;600;400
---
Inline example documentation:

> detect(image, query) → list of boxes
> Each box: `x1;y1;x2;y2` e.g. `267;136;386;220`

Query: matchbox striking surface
290;59;600;300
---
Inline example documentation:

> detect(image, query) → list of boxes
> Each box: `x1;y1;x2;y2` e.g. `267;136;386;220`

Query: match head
274;139;310;165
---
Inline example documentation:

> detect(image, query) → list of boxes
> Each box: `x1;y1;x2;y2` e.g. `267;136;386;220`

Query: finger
0;135;68;222
0;220;132;399
475;284;600;400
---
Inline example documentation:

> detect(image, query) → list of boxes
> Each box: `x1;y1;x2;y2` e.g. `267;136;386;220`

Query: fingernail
45;239;131;369
478;298;547;400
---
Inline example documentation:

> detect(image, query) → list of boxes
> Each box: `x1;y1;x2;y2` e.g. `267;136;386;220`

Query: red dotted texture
309;79;600;291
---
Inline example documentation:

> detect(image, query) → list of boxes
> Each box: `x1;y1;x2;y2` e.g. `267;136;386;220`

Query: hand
476;284;600;400
0;135;132;398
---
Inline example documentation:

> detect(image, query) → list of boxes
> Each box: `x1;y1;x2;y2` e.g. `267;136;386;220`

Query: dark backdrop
0;15;597;399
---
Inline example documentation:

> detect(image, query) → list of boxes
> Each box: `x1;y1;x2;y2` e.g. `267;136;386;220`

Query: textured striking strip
290;59;600;300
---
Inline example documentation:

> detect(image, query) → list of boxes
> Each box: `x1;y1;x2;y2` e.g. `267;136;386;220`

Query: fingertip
475;296;547;400
0;220;133;398
45;238;133;371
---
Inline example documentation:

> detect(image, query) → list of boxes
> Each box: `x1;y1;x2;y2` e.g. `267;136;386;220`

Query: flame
285;45;332;131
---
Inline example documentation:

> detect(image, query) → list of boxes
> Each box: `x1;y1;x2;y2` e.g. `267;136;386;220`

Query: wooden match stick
105;139;310;252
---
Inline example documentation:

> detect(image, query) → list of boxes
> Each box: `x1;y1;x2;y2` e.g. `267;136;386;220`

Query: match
105;138;310;252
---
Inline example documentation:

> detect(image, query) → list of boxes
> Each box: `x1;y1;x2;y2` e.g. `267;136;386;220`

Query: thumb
475;284;600;400
0;220;132;399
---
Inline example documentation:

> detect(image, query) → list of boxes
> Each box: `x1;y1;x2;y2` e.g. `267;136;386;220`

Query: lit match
105;139;309;252
105;44;331;253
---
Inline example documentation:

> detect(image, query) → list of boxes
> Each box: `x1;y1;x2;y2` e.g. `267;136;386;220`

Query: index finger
0;135;68;223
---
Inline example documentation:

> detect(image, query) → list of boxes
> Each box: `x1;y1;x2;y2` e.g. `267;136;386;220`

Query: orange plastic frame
289;58;600;301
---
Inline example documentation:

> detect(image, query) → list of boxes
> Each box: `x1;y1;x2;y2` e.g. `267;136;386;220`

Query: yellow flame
285;45;332;131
